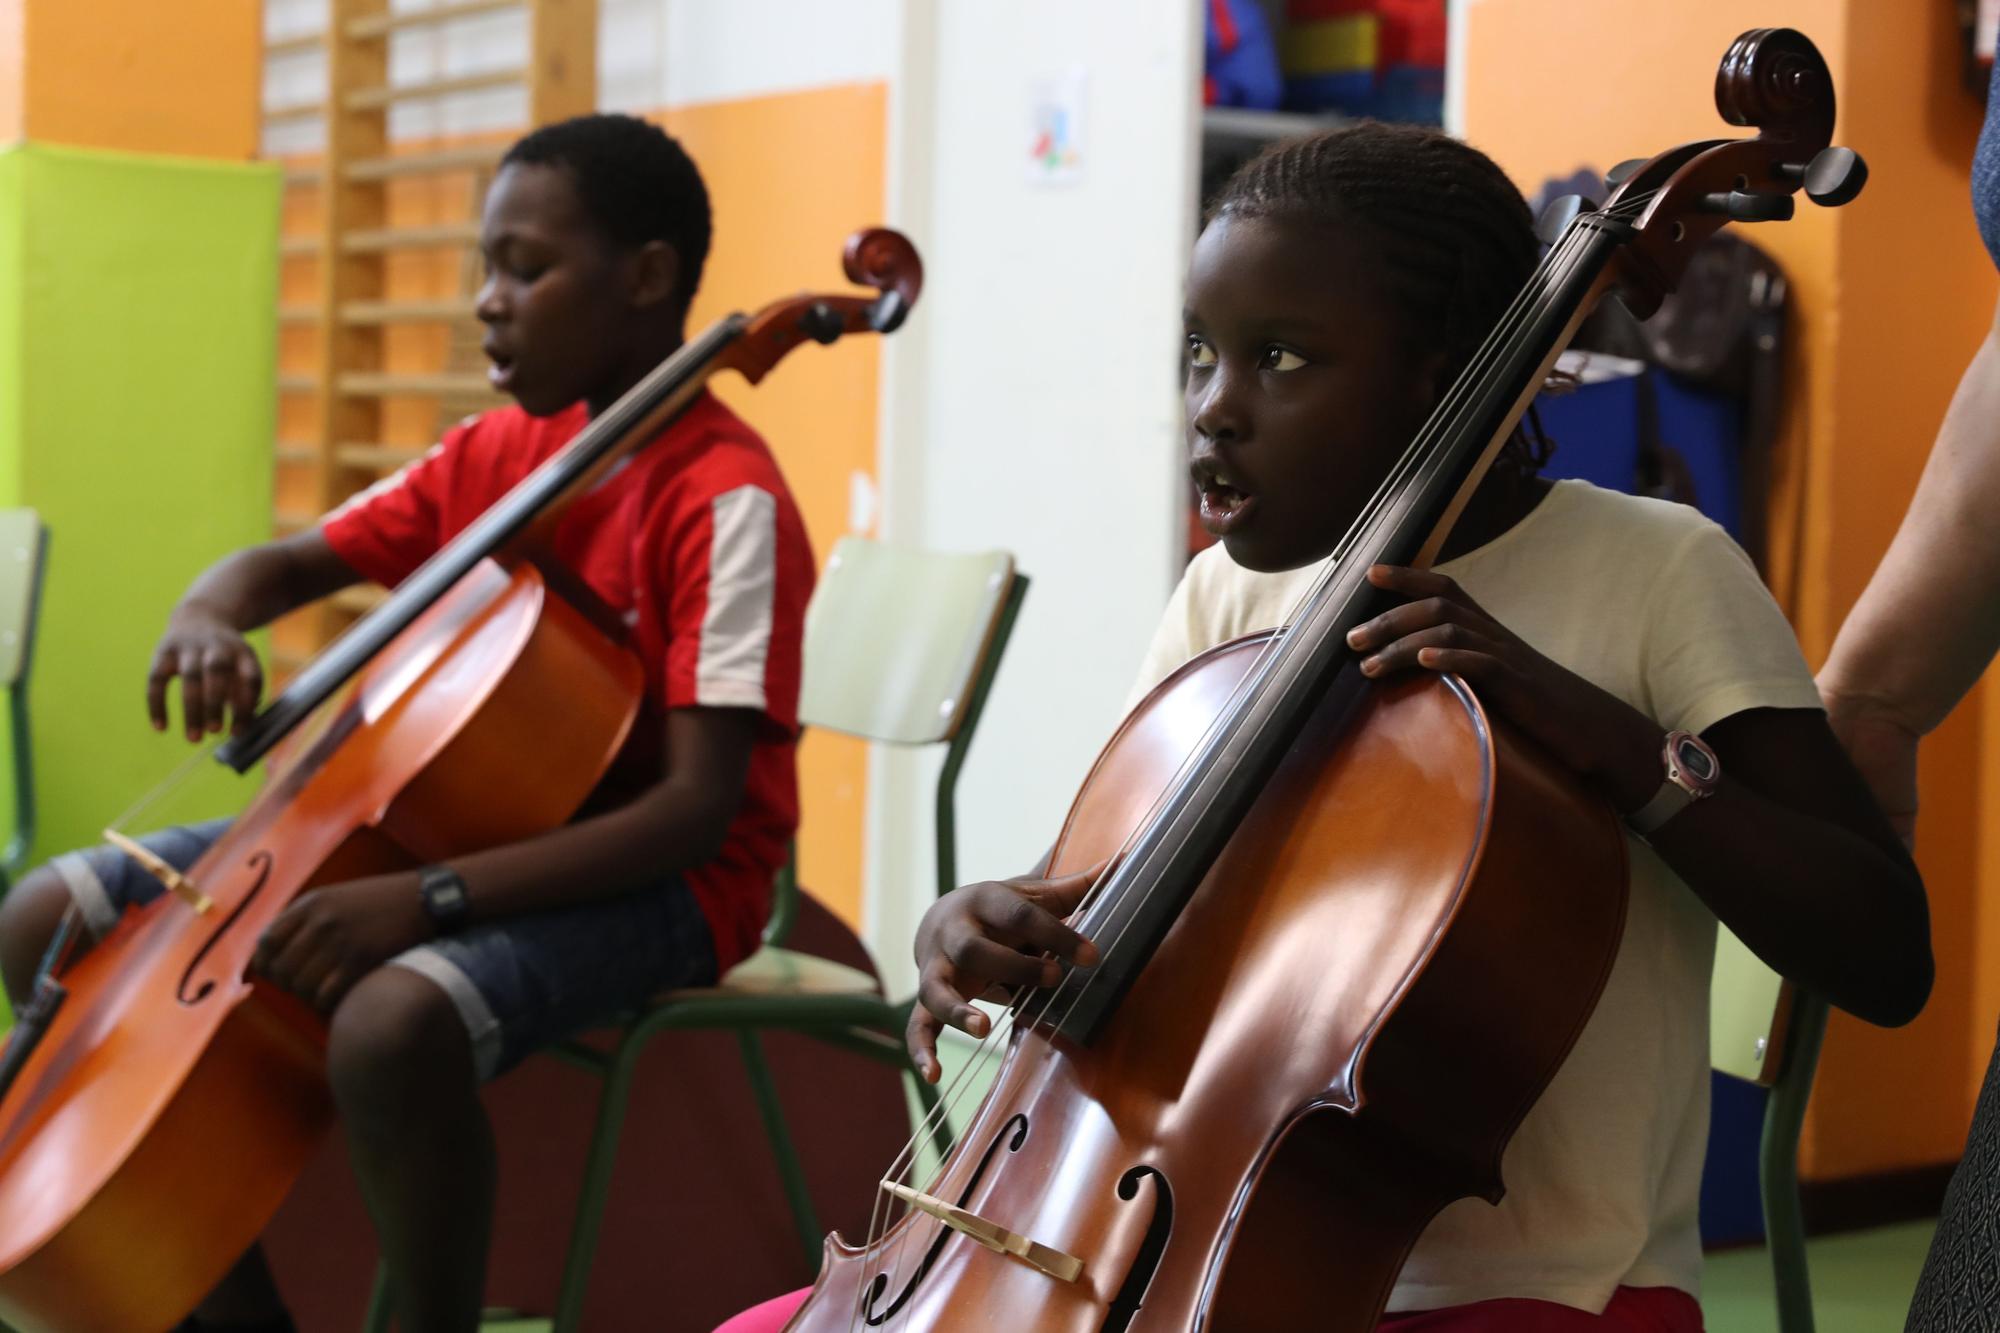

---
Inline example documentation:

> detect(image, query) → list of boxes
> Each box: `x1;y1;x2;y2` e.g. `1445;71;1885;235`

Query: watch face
1673;735;1718;785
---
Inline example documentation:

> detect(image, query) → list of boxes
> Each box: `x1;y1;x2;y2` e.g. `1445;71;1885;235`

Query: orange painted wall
275;83;888;930
7;0;259;159
1465;3;1995;1180
666;85;886;931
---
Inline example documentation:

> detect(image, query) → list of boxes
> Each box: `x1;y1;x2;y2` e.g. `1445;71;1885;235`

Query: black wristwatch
417;865;472;934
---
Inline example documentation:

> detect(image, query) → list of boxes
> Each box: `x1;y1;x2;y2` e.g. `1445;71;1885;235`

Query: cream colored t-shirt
1124;479;1824;1314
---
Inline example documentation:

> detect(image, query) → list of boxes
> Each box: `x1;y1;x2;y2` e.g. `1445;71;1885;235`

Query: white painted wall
261;0;901;155
866;2;1202;991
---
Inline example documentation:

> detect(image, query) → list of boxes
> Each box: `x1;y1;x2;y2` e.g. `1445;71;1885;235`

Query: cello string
853;193;1655;1319
855;210;1613;1320
106;737;222;837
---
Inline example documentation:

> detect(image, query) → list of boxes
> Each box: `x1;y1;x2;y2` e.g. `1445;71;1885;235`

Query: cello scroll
1607;27;1864;316
722;226;924;383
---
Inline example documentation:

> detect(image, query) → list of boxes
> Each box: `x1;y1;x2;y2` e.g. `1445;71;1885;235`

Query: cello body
0;560;641;1333
792;635;1626;1331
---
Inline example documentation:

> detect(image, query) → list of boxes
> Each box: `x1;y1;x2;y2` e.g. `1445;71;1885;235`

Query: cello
0;228;922;1333
785;30;1864;1332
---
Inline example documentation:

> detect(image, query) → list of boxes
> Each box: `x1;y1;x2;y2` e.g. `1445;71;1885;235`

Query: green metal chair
364;537;1028;1331
1711;925;1831;1333
0;510;47;887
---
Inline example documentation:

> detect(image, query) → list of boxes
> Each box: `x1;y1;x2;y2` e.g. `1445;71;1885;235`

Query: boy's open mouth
484;343;518;391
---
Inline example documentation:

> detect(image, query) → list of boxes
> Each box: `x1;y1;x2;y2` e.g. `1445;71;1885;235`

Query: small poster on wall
1028;67;1088;185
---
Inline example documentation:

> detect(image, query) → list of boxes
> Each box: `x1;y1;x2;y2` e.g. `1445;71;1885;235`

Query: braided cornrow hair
1208;121;1557;475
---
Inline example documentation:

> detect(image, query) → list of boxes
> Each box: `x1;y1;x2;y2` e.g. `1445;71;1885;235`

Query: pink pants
711;1284;1704;1332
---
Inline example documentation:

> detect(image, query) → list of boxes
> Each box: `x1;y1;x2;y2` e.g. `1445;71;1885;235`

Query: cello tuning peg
1534;194;1596;246
1806;146;1867;207
1776;146;1867;207
1604;157;1649;193
1700;190;1795;224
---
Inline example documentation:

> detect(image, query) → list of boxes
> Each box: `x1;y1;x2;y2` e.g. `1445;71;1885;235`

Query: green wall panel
0;142;279;867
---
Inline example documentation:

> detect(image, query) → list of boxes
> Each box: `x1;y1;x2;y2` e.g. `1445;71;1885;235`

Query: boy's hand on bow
906;867;1101;1083
1348;565;1666;813
252;874;434;1014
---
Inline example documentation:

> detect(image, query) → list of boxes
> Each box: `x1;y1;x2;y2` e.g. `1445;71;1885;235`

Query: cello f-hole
1102;1166;1173;1333
177;851;275;1005
863;1113;1031;1325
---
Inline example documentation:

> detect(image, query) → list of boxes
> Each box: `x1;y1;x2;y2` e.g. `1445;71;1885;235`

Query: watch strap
1626;781;1694;836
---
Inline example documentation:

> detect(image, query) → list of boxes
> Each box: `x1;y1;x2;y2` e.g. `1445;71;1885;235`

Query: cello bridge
880;1179;1085;1283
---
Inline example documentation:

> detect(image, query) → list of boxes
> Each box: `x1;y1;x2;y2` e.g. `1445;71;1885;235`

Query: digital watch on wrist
417;865;472;934
1625;730;1722;836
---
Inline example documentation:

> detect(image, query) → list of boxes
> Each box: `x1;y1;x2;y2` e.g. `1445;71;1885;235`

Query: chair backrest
763;536;1026;947
1711;926;1789;1086
0;510;47;690
799;537;1018;745
0;509;47;880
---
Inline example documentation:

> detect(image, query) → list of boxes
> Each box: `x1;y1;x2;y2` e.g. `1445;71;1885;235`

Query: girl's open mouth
1198;479;1258;534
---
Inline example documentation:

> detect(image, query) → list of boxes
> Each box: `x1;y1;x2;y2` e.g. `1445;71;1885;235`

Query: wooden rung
340;299;473;324
263;102;323;125
277;374;318;393
275;441;318;464
338;373;499;400
332;585;389;614
283;165;323;187
347;0;521;40
278;305;319;324
274;508;315;535
345;144;505;182
279;236;320;257
345;68;526;111
342;222;481;253
265;32;323;57
335;442;428;470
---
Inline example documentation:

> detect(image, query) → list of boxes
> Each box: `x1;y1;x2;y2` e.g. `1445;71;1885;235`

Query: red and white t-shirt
320;390;813;971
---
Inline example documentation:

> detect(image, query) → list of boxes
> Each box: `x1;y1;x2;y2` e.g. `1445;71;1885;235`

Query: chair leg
736;1030;824;1274
1763;991;1829;1333
551;1035;647;1333
1763;1109;1815;1333
361;1260;393;1333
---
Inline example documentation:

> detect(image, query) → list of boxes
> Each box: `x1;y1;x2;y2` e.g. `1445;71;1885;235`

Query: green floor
1705;1221;1934;1332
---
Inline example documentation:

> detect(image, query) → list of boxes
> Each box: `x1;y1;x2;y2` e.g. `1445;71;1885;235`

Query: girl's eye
1260;346;1307;372
1186;335;1216;369
511;265;548;284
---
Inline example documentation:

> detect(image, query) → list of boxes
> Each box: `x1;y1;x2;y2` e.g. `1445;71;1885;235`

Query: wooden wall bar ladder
259;0;596;673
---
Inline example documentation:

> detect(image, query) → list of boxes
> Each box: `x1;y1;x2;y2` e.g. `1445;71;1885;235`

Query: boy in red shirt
0;114;813;1333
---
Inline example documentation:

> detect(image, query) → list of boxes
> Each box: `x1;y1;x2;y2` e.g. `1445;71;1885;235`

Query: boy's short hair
503;113;713;318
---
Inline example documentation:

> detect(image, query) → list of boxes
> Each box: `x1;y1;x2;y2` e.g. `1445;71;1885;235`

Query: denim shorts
51;818;720;1079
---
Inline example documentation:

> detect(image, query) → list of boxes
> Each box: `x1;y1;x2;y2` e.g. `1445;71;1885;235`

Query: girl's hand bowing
1347;565;1667;814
